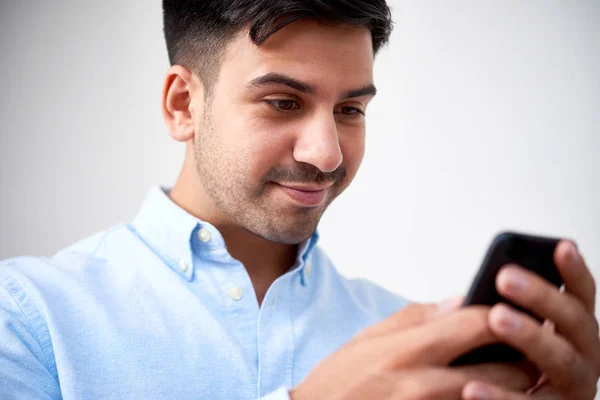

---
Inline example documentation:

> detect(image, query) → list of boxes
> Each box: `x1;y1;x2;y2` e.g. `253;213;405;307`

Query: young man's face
191;20;375;244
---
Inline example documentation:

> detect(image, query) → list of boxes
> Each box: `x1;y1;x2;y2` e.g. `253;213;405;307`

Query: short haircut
163;0;393;94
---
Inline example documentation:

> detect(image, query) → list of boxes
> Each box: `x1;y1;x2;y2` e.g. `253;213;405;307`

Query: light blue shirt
0;186;408;399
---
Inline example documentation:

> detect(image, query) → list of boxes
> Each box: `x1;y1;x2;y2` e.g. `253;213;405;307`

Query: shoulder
0;225;133;390
310;246;411;318
0;223;136;293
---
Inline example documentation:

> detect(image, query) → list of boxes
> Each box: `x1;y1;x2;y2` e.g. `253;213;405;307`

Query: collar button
198;228;211;243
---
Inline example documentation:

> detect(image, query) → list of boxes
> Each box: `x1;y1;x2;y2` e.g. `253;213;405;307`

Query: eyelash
266;99;300;112
265;99;365;116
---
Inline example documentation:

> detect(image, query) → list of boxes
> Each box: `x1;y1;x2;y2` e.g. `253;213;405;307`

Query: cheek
224;117;292;183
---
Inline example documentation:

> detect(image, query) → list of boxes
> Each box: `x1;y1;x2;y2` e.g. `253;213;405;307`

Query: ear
161;65;204;142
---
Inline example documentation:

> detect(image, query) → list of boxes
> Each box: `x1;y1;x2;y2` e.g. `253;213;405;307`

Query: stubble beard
193;115;331;245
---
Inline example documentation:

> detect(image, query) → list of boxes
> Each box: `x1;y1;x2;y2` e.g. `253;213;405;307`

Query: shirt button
305;262;312;278
229;286;243;301
198;228;211;243
178;258;188;273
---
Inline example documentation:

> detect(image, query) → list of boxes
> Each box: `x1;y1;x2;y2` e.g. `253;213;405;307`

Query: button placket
256;276;294;396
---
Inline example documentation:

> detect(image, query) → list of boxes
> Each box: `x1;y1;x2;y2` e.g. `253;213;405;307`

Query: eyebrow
342;84;377;100
246;72;377;100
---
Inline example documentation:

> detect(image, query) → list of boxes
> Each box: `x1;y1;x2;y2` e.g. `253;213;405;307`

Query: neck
169;145;298;305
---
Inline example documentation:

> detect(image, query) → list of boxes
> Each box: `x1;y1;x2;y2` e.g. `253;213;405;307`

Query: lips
274;182;331;207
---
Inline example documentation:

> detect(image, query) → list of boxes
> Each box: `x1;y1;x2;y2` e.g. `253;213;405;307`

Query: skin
164;21;372;303
161;19;600;399
461;241;600;400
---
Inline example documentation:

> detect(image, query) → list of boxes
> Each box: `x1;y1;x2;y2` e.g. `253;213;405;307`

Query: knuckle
566;303;589;331
553;348;583;393
533;289;553;312
563;347;580;374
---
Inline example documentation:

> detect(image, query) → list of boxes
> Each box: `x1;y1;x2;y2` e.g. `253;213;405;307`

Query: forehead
218;20;375;96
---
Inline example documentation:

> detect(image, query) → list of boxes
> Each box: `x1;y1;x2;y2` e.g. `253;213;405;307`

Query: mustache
262;163;346;185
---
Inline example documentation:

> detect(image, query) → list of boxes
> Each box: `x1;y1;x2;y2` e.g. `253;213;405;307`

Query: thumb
355;298;459;340
355;297;465;340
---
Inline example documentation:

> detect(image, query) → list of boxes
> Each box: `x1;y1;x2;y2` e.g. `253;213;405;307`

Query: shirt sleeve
260;386;291;400
0;275;61;400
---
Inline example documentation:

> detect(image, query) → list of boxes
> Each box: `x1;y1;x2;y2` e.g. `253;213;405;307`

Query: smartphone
450;231;564;366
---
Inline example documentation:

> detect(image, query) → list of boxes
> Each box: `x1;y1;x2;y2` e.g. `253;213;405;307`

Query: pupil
280;101;294;110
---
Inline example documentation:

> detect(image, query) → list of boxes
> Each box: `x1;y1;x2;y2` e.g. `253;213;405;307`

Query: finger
344;367;469;400
488;304;597;399
389;367;473;400
454;361;540;392
496;265;600;360
462;381;564;400
356;297;464;340
554;240;596;314
356;302;437;339
382;306;498;367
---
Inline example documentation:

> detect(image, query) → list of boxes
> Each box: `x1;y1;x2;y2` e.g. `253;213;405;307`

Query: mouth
273;182;332;207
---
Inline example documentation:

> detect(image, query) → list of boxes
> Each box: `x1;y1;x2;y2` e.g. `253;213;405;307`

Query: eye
266;99;300;112
336;106;365;116
343;107;364;115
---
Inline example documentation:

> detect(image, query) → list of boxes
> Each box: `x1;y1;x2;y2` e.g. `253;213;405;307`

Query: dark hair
163;0;393;93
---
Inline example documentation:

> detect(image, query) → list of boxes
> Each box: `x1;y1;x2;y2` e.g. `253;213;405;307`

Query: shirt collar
296;229;319;286
130;186;320;283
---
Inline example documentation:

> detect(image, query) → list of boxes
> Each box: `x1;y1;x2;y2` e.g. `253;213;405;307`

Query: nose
293;112;343;173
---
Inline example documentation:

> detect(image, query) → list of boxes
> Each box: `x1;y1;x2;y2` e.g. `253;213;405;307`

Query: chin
257;221;317;245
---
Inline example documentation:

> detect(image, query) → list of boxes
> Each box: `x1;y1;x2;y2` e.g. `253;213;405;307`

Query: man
1;1;598;399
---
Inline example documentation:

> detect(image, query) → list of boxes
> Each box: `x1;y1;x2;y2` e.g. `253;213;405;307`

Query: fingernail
499;269;528;295
434;296;464;316
464;383;492;400
493;305;521;333
568;242;581;264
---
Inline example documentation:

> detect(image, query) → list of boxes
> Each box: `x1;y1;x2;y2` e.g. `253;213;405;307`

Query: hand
461;240;600;399
290;300;539;400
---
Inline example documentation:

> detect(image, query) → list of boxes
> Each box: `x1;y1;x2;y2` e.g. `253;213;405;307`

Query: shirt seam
0;275;58;382
88;223;123;258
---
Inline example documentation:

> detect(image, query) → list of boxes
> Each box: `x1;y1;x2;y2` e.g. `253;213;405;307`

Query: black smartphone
450;231;564;366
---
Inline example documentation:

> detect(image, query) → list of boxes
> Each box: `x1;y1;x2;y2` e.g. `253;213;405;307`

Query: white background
0;0;599;350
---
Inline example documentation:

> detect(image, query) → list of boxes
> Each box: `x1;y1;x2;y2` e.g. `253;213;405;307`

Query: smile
273;182;331;207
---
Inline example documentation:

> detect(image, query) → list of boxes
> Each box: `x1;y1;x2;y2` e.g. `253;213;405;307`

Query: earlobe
162;65;202;142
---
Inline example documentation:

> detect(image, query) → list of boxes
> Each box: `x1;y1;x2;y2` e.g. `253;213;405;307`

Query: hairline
187;20;377;99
